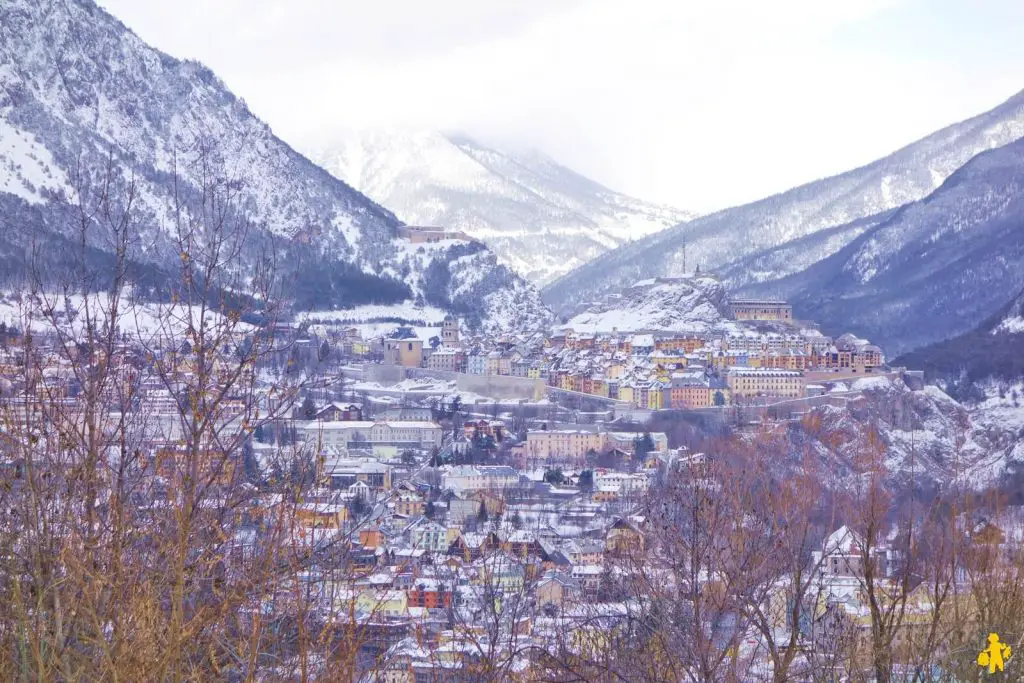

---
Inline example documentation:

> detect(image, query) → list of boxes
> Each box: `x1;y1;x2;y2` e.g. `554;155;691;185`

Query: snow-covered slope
716;210;896;290
564;275;730;334
308;130;694;285
993;289;1024;336
0;0;549;327
545;90;1024;311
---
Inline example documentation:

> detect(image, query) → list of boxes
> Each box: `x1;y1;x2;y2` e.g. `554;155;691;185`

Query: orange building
669;383;715;409
655;336;706;354
359;526;386;549
407;581;452;608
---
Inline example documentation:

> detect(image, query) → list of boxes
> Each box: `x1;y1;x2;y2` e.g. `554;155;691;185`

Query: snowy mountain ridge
308;130;695;285
545;89;1024;311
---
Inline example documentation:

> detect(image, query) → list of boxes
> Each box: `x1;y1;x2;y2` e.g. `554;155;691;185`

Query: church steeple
441;315;460;347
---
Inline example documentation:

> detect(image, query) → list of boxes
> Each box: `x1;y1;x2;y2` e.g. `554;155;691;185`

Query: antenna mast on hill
682;238;687;274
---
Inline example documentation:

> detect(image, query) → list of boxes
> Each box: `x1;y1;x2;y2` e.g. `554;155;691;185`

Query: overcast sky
100;0;1024;212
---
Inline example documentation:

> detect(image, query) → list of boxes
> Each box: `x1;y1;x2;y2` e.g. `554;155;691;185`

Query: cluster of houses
341;304;885;410
276;419;683;676
540;325;884;409
277;409;1022;680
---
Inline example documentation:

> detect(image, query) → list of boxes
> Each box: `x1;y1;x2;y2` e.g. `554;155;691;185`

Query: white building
594;470;650;496
410;520;450;553
299;420;443;449
442;465;520;493
811;525;901;580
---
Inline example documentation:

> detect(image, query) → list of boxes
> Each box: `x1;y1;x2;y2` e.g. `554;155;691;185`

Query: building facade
726;368;806;399
300;420;443;448
729;299;794;322
441;316;460;347
383;338;424;367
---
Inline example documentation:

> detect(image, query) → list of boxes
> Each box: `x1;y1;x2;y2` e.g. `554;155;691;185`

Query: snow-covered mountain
747;137;1024;357
544;90;1024;311
563;275;730;335
0;0;549;330
308;130;694;285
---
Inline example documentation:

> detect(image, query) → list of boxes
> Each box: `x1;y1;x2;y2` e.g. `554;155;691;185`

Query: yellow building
605;362;626;379
655;336;706;354
526;430;606;462
383;338;423;367
394;492;425;517
606;518;645;554
356;590;408;619
561;373;583;392
726;368;806;399
294;501;349;529
651;350;689;366
646;382;666;410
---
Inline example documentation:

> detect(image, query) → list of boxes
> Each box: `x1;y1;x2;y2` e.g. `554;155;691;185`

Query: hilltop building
729;298;794;322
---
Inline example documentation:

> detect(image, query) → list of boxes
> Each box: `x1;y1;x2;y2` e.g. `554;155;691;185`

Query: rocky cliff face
563;275;731;335
770;376;1018;492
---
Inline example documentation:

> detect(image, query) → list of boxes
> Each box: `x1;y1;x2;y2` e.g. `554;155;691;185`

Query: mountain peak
306;129;696;286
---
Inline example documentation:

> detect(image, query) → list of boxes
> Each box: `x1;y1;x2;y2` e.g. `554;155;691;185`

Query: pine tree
477;501;489;524
633;432;655;464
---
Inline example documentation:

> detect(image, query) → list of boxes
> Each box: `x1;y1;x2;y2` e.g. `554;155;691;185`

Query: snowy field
347;377;494;405
0;291;251;339
299;302;449;341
